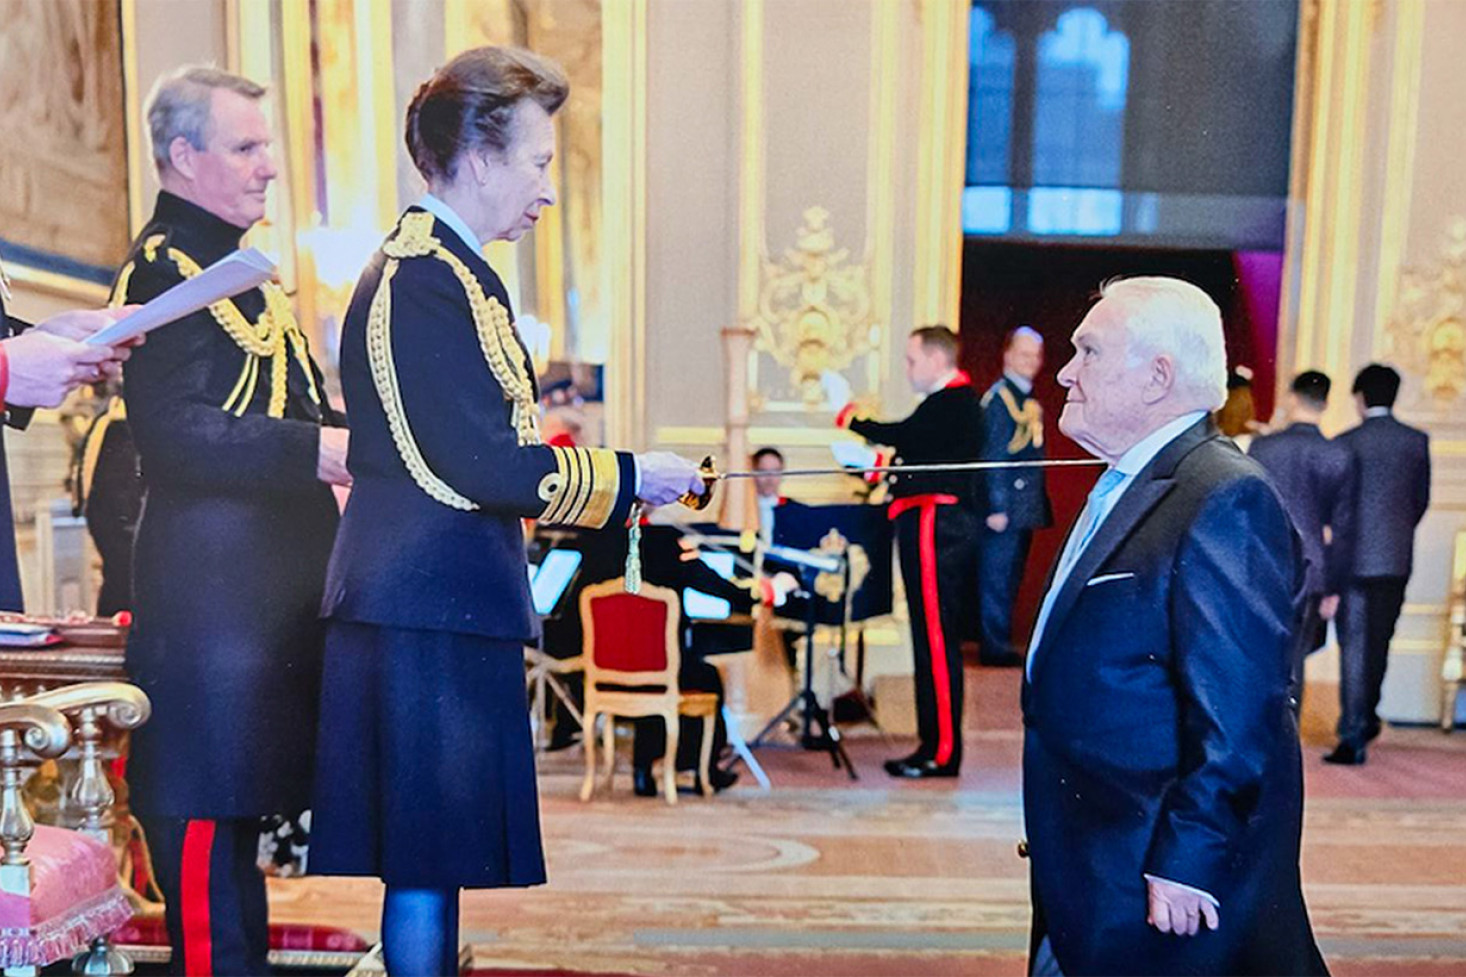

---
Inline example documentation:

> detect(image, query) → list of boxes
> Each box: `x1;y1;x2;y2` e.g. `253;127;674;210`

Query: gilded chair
0;682;149;976
579;580;718;805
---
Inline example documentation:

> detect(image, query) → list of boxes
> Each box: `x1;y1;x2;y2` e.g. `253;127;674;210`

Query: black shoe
1323;743;1367;765
696;766;740;794
544;726;581;753
1365;723;1383;743
980;652;1024;668
884;756;960;779
632;767;658;797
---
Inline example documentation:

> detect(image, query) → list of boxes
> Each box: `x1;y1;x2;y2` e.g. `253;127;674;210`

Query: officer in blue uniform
115;66;349;976
978;327;1052;667
308;47;704;977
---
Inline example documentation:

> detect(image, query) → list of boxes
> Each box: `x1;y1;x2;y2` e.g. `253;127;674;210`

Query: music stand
750;545;857;780
525;548;585;750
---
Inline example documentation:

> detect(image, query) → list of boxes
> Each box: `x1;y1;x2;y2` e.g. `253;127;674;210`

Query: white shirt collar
1365;406;1391;418
1113;410;1209;477
1004;370;1033;395
418;194;482;256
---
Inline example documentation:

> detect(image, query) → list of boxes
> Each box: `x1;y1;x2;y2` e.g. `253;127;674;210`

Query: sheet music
86;249;277;346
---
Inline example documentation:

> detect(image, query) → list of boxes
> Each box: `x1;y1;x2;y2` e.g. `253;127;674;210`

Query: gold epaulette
366;213;622;526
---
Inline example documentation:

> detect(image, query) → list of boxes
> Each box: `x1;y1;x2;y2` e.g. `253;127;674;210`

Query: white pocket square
1086;571;1136;587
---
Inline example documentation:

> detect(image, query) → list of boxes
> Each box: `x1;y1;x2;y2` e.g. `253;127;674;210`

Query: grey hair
1098;276;1228;411
146;65;266;174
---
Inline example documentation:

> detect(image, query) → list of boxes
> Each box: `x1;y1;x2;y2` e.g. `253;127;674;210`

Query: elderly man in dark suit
1248;370;1357;714
978;326;1052;666
1023;277;1326;976
1325;364;1431;765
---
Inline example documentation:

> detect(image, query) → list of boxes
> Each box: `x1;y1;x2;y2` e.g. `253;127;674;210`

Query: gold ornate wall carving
0;0;129;281
1385;219;1466;403
737;0;897;417
749;207;876;410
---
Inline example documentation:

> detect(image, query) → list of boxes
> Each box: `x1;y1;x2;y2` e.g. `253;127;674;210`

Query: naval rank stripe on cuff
540;446;623;529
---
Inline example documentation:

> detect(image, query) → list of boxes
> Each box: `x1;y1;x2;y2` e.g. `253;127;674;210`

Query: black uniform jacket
1248;422;1357;596
841;375;985;506
323;208;637;641
0;284;34;611
119;191;344;818
1337;413;1430;580
980;375;1052;529
1022;419;1326;976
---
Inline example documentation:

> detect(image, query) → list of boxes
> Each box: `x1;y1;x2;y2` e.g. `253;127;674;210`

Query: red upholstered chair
0;682;150;976
579;579;718;805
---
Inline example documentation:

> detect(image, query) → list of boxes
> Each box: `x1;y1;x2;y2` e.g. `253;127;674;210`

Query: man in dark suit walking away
978;326;1052;666
1324;364;1431;765
1248;370;1357;715
1024;277;1325;976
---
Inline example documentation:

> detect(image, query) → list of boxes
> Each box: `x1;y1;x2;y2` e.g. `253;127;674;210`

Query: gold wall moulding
1385;219;1466;403
748;207;879;411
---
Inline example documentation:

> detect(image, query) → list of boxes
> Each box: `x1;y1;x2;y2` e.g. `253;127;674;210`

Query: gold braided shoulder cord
165;247;307;418
366;258;479;511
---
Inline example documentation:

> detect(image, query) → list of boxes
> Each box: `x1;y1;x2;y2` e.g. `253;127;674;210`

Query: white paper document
86;248;277;346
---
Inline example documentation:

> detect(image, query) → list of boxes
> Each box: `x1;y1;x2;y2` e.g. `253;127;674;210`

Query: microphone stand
750;553;857;780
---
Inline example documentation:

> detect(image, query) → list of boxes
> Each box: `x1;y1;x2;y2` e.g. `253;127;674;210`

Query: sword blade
718;458;1104;479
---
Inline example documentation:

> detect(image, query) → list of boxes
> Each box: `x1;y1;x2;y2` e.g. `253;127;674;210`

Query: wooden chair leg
580;709;598;801
662;713;679;805
697;712;716;797
601;712;617;790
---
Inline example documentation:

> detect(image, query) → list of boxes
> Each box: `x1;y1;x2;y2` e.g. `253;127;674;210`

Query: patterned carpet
269;665;1466;976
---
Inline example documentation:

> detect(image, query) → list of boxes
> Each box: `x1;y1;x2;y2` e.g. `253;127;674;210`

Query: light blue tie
1026;467;1127;678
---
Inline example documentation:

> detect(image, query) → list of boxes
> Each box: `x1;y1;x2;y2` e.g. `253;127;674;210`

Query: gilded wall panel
0;0;129;277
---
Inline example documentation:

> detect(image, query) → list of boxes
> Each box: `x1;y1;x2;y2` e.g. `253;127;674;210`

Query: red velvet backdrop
957;240;1282;648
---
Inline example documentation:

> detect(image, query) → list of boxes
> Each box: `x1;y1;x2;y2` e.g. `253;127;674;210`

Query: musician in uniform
977;326;1052;667
831;325;983;778
115;66;350;975
308;47;704;976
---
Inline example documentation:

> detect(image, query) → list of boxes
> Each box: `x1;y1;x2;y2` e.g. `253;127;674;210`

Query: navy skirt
308;621;546;889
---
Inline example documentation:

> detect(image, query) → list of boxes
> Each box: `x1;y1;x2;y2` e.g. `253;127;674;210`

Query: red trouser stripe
180;819;216;976
918;501;955;766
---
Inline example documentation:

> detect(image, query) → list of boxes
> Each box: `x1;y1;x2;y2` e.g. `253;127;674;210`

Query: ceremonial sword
677;456;1105;510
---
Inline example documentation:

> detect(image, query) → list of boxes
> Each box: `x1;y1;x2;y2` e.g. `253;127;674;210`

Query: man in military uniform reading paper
113;66;349;975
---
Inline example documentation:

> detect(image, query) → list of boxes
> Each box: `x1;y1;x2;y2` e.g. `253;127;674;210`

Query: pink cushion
0;824;134;968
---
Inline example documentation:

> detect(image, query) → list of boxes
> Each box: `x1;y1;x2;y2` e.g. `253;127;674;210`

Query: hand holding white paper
85;249;277;346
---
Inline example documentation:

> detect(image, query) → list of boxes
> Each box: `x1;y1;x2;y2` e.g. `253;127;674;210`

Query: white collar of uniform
1365;406;1391;418
418;194;483;257
1004;370;1033;395
1113;409;1209;478
928;369;961;395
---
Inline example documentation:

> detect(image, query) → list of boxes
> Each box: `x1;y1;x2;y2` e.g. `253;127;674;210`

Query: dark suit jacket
1336;414;1430;579
0;291;28;610
323;207;636;641
1248;422;1357;596
979;376;1052;529
1022;418;1325;976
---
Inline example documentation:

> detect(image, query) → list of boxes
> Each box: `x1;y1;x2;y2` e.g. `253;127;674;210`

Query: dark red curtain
957;239;1281;646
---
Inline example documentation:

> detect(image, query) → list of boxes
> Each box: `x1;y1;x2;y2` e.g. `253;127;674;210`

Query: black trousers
633;656;727;770
978;525;1032;660
1290;592;1323;718
894;502;973;768
1336;575;1409;748
139;815;269;976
